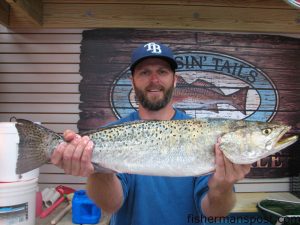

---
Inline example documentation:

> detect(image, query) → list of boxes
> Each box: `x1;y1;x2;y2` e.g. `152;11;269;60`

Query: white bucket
0;122;39;182
0;178;38;225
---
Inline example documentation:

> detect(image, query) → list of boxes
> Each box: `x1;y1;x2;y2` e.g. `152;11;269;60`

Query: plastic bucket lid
0;122;17;134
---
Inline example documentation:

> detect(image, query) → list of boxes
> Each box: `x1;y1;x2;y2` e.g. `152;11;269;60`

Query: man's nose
149;73;159;82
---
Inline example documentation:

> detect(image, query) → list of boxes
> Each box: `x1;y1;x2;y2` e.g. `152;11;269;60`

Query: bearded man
51;42;251;225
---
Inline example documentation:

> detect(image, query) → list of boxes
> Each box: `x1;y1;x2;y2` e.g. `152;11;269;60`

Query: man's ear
130;74;133;84
174;74;178;88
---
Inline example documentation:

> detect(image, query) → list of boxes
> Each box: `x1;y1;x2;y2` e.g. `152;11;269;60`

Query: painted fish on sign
111;51;278;122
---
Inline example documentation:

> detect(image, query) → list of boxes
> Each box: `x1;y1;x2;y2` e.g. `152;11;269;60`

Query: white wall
0;24;291;192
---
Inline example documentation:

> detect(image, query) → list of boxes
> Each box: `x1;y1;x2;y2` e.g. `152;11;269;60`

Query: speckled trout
15;118;298;176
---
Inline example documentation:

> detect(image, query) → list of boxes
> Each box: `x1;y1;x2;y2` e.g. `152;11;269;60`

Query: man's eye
159;70;167;75
140;71;148;76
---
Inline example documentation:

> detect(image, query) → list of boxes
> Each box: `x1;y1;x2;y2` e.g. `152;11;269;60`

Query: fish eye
262;128;272;135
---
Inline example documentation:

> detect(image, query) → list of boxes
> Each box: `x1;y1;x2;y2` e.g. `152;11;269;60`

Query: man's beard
133;82;175;111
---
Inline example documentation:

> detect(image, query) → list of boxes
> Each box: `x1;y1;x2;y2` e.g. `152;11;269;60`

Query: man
51;42;251;225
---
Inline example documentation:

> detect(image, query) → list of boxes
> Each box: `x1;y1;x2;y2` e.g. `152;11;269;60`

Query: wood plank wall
7;0;300;34
0;24;298;192
0;25;86;190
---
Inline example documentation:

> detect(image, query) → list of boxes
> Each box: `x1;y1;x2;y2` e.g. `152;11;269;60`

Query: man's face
132;58;176;111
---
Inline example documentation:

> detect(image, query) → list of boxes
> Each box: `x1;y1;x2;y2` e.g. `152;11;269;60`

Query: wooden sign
79;29;300;178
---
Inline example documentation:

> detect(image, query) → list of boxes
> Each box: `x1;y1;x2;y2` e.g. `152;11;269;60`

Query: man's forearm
87;173;123;213
201;186;236;217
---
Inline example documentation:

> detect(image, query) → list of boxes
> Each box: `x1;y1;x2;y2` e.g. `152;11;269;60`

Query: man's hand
201;138;251;217
209;138;251;194
51;131;123;212
51;130;94;177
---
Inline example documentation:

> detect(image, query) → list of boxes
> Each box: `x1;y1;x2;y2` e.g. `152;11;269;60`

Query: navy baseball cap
130;42;178;72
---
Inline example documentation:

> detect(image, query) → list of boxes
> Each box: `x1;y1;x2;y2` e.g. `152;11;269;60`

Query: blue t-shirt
109;109;211;225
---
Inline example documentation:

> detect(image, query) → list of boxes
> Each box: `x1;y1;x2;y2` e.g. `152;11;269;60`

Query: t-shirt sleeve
193;174;212;216
116;173;131;205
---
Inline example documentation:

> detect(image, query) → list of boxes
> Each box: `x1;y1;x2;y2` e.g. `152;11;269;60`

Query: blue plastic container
72;190;101;224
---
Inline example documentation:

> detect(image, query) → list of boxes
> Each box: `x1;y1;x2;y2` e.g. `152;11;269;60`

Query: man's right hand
51;130;95;177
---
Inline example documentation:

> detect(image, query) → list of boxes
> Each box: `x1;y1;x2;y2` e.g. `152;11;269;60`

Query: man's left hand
209;138;251;194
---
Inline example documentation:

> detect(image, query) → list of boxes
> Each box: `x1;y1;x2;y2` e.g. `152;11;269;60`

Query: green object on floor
257;199;300;225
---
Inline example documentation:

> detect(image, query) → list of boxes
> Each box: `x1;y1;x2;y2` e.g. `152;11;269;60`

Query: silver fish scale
89;119;229;176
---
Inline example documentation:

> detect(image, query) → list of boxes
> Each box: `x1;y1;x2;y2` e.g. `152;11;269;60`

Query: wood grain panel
0;73;81;82
0;93;80;102
0;25;84;33
194;32;300;49
8;2;298;33
79;29;300;181
42;0;293;9
0;33;81;43
0;84;79;92
6;0;43;26
38;183;85;191
0;43;80;53
0;113;79;123
38;174;86;183
0;64;79;73
0;103;79;113
0;0;9;26
0;54;79;63
4;0;299;35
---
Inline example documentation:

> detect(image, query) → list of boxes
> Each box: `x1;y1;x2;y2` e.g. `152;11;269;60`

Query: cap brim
130;56;178;72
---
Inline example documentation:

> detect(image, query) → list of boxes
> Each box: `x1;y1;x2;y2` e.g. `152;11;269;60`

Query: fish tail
15;119;63;174
229;86;249;115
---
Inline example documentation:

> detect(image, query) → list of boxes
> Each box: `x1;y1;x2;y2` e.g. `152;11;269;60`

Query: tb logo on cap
144;42;162;54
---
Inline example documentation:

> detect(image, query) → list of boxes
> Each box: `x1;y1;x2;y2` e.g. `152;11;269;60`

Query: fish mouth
275;135;298;151
273;126;298;151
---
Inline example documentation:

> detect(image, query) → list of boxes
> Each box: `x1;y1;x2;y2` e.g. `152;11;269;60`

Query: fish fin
228;86;249;115
15;119;63;174
177;76;221;91
92;163;117;173
176;76;188;85
191;79;225;95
